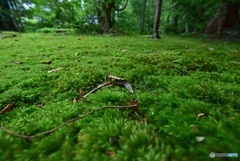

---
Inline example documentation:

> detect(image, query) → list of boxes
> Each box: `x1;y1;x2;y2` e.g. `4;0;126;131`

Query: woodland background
1;0;240;36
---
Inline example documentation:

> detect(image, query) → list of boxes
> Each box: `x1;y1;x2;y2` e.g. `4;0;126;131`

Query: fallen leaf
115;80;134;93
0;104;14;114
191;125;199;131
41;60;52;64
78;88;84;99
197;113;204;120
130;100;138;106
48;68;63;73
73;88;84;102
105;150;116;157
109;75;134;93
196;136;205;142
121;49;128;52
73;98;77;103
130;100;138;112
140;118;147;124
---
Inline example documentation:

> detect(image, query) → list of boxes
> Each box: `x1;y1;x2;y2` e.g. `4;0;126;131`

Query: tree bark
152;0;163;38
98;0;128;33
140;0;147;34
204;2;240;34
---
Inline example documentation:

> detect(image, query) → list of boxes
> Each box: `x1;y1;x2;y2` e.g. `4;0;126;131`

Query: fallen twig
0;104;14;114
48;68;63;73
83;81;113;98
109;75;134;93
81;75;133;99
0;105;137;141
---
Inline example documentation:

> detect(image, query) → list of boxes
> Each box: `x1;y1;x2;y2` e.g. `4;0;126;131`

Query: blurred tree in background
0;0;25;31
0;0;239;35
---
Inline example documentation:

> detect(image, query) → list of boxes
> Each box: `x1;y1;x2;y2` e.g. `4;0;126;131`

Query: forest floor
0;32;239;161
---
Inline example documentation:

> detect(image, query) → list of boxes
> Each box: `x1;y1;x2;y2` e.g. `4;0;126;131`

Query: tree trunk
204;2;240;34
185;22;189;33
98;0;128;33
171;15;178;33
0;0;18;31
10;0;24;31
152;0;163;38
140;0;147;34
184;14;189;33
101;0;114;32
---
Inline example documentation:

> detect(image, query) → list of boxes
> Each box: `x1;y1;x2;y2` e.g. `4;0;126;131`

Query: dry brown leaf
105;150;116;157
0;104;14;114
73;88;85;103
130;100;138;106
130;100;138;112
191;125;199;131
140;118;147;124
48;68;63;73
79;88;84;99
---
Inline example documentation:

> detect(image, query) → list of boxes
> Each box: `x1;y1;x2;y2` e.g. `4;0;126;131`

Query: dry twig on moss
83;75;134;98
0;104;138;141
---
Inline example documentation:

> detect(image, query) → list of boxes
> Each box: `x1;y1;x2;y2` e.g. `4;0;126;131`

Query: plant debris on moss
0;33;239;161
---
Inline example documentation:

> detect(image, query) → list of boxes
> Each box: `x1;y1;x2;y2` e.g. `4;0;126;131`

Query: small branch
0;105;137;141
83;81;112;98
115;0;128;11
82;76;134;100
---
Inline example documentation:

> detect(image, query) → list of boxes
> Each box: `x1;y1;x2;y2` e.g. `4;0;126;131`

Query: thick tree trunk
152;0;163;38
98;0;128;33
204;2;240;34
140;0;147;34
101;0;114;32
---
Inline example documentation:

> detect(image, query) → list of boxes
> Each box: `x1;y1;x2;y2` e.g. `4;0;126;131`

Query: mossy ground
0;32;239;161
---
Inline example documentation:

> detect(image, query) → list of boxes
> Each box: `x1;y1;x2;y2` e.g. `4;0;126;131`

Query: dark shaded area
204;1;240;34
0;0;18;31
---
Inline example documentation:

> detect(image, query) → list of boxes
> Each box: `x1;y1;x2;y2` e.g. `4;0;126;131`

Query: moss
0;33;239;161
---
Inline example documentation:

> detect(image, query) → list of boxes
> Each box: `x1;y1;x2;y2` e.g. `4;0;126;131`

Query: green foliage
0;33;240;161
161;0;220;33
116;0;155;34
1;0;237;35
